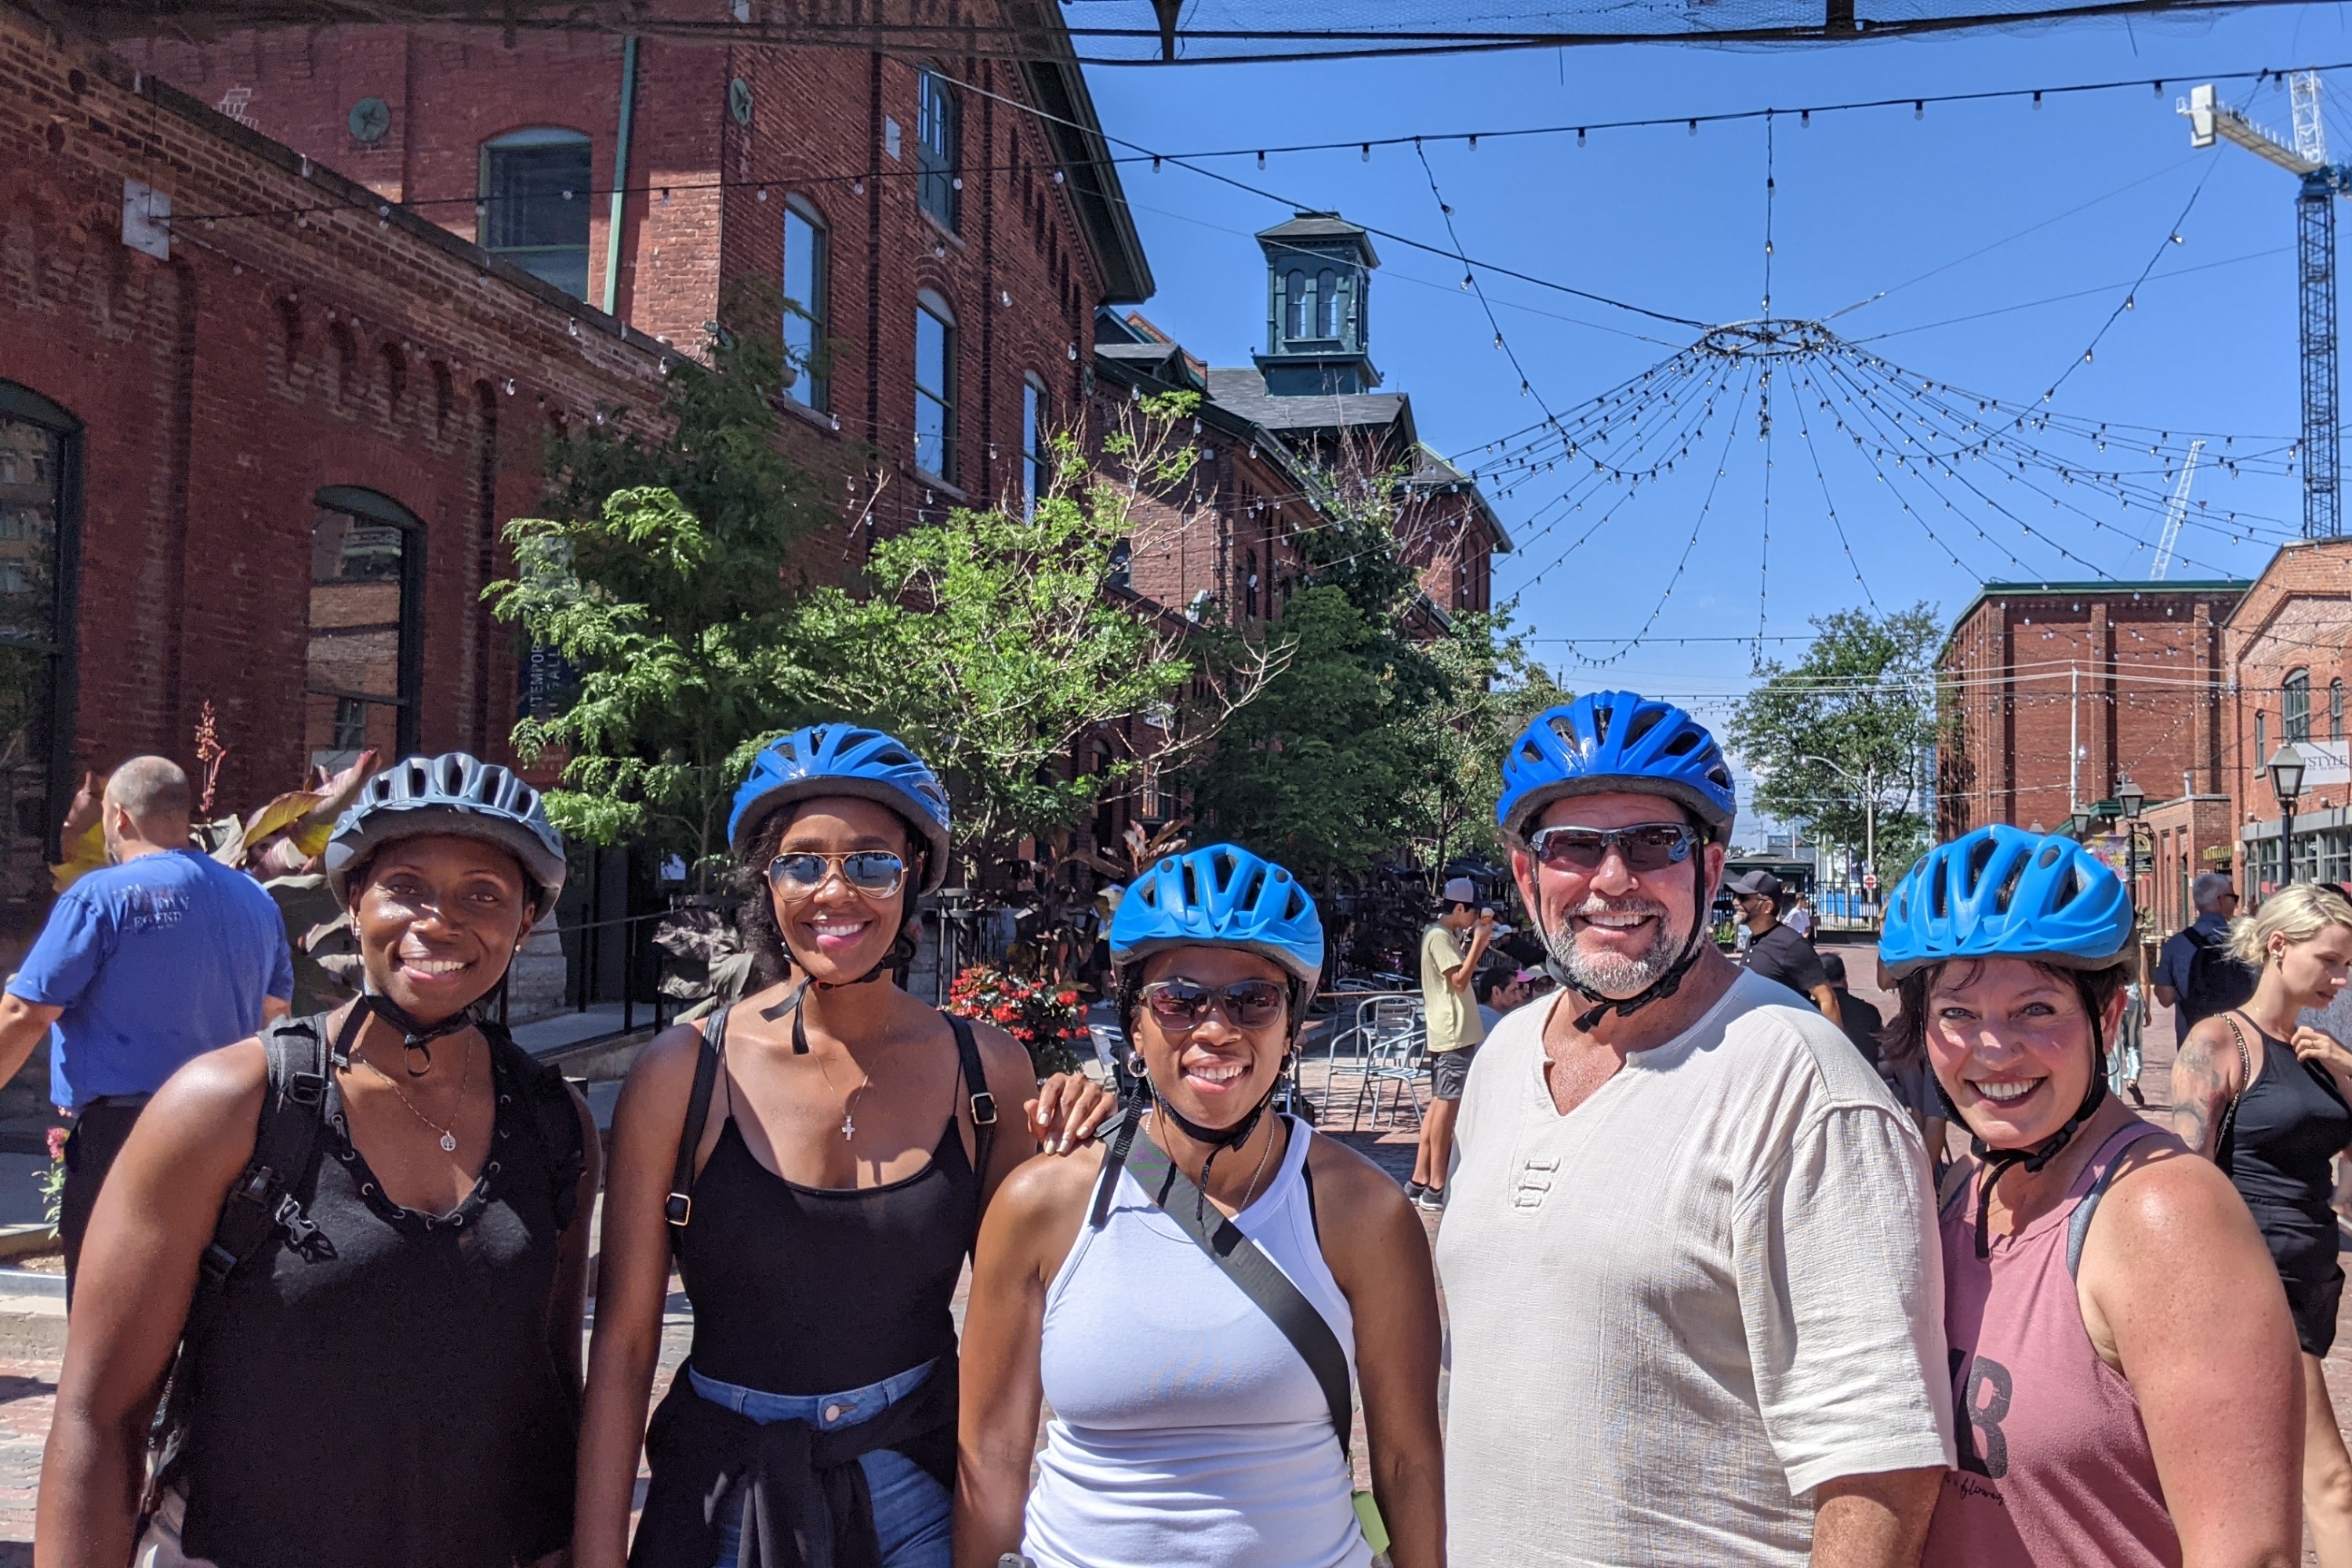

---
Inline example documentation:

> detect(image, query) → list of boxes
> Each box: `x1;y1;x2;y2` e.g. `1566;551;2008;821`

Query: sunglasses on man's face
766;850;907;899
1527;822;1699;874
1138;978;1290;1031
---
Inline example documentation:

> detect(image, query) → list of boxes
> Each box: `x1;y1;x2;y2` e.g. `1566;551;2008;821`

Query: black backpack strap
198;1007;355;1288
944;1012;997;1187
1122;1120;1353;1457
666;1002;729;1254
482;1021;590;1231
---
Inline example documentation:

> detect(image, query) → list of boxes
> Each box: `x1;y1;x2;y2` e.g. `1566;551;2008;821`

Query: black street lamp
2267;742;2307;890
2113;773;2146;914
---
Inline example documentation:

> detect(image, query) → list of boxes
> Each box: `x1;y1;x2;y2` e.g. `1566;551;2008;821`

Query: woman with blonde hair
2174;878;2352;1567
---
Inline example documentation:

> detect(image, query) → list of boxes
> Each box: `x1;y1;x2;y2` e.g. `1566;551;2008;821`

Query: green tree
1191;450;1566;884
1188;584;1417;879
1726;603;1942;885
792;394;1275;871
485;291;831;880
1398;611;1570;880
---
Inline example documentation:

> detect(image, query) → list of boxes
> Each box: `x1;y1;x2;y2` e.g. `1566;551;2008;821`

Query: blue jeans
690;1359;953;1568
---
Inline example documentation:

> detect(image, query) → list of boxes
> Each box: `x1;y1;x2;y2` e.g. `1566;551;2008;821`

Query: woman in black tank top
2172;881;2352;1568
578;726;1110;1568
38;753;597;1568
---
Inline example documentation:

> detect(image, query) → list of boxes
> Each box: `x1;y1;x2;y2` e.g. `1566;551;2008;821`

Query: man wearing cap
1407;876;1493;1212
1437;693;1950;1568
1729;869;1842;1025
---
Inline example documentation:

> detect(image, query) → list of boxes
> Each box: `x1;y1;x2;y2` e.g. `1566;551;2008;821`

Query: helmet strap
357;991;478;1076
1965;989;2109;1259
774;931;917;1054
1149;1083;1277;1226
1558;837;1714;1035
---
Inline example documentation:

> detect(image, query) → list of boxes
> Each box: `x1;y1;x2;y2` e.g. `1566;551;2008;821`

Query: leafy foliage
1189;459;1563;884
485;289;830;880
1726;603;1942;880
791;394;1272;871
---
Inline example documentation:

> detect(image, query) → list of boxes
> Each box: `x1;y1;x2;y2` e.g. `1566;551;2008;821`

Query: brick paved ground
0;947;2336;1562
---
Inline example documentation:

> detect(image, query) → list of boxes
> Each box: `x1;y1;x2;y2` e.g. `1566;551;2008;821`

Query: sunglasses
1528;823;1699;874
766;850;908;898
1138;978;1290;1031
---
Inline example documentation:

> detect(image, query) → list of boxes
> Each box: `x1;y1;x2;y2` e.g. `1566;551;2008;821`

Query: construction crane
2150;437;2205;578
2183;73;2347;539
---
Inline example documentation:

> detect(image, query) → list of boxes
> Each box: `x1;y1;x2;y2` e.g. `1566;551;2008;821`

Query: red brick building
2223;539;2352;898
109;5;1152;538
1936;579;2251;933
1089;213;1509;629
0;2;673;935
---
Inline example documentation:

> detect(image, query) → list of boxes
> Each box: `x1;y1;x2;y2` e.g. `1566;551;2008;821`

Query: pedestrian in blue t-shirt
0;757;291;1291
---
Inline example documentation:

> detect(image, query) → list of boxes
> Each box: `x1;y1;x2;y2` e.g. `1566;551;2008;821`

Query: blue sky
1080;3;2344;754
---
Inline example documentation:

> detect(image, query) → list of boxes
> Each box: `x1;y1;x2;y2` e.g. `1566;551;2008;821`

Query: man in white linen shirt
1436;691;1954;1568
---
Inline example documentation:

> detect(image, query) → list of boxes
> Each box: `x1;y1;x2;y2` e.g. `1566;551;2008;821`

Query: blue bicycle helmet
1109;843;1325;987
728;724;953;894
1879;825;2134;982
325;753;568;920
1497;691;1737;844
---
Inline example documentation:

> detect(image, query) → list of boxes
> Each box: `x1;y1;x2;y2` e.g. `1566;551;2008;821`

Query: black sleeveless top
2226;1014;2352;1255
677;1088;981;1394
170;1031;585;1568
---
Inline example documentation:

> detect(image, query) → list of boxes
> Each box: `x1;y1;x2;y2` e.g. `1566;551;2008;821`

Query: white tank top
1022;1115;1372;1568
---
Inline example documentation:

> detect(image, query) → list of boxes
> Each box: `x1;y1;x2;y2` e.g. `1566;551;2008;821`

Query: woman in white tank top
955;845;1446;1568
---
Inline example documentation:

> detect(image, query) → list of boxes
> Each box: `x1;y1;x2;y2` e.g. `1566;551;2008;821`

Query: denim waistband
687;1356;940;1433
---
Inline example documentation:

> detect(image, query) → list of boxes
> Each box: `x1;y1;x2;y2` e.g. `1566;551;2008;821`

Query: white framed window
1022;376;1050;514
782;198;829;412
915;292;956;483
479;128;593;300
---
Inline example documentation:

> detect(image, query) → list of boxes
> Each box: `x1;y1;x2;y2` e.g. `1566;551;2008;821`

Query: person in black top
1817;952;1885;1066
2171;881;2352;1568
1726;870;1842;1028
38;753;598;1568
578;726;1112;1568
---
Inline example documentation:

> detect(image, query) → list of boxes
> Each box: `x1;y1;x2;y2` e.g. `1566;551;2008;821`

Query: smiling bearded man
1432;693;1955;1568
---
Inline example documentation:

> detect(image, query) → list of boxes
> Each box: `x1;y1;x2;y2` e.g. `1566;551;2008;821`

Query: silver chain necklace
815;1049;875;1142
354;1036;475;1152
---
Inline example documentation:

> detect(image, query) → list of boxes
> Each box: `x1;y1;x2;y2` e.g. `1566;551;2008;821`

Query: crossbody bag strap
2217;1012;2257;1171
666;1002;730;1252
944;1012;998;1192
1121;1122;1353;1458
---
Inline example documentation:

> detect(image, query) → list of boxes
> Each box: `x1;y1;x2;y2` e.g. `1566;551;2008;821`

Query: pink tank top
1922;1121;2179;1568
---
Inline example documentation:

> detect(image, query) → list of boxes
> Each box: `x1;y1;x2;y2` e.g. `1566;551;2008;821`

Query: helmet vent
1589;703;1613;746
1662;729;1700;757
1929;857;1951;920
2048;862;2082;914
2037;844;2063;869
1622;706;1664;748
1992;848;2030;915
1965;834;2000;895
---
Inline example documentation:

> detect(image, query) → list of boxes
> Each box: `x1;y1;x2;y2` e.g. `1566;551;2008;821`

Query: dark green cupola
1255;212;1380;396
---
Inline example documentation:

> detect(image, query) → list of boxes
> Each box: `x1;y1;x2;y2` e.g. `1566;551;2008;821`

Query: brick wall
0;6;666;886
1937;582;2245;837
2221;538;2352;897
113;12;1124;554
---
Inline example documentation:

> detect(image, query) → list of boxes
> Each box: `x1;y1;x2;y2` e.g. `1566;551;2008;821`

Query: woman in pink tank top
1880;827;2302;1567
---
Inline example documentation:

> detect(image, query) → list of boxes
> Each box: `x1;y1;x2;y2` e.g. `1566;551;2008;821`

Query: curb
0;1267;63;1298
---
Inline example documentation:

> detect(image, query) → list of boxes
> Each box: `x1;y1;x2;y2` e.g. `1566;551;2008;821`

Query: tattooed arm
2169;1017;2249;1160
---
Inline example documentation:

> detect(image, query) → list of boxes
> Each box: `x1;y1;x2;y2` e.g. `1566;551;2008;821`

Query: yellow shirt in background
1419;924;1483;1054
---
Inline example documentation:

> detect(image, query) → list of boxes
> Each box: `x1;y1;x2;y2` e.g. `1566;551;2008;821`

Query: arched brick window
307;487;423;765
